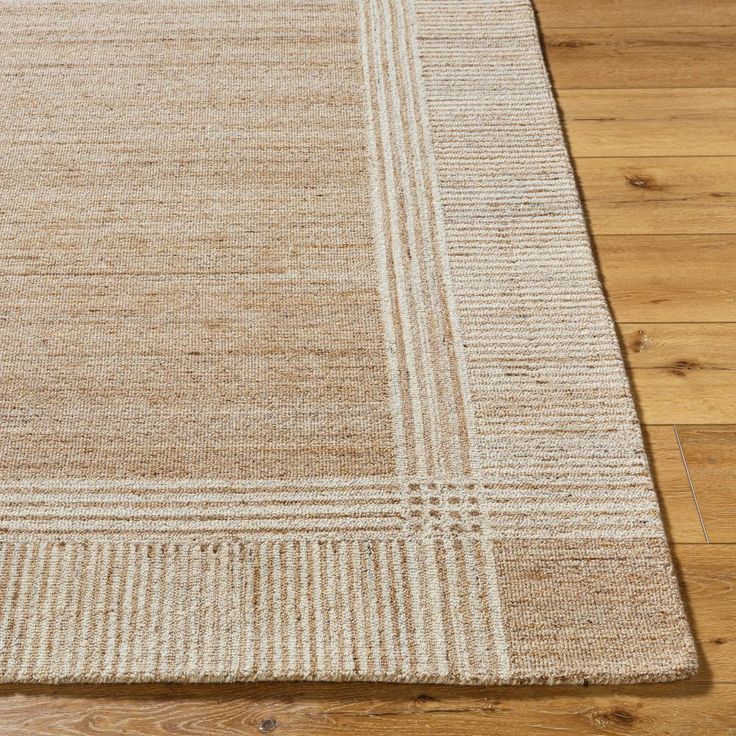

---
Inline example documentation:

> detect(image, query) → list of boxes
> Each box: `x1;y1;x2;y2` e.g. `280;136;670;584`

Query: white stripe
482;543;511;680
324;542;341;673
462;541;496;673
17;541;48;676
376;540;398;674
0;501;408;519
208;548;224;674
271;543;284;676
298;541;311;673
356;0;409;476
375;0;444;474
158;545;178;675
284;542;298;676
400;0;482;473
422;539;450;676
34;543;71;675
360;0;429;473
185;546;203;678
258;542;270;676
0;475;659;491
393;0;466;475
70;543;102;677
337;541;355;673
311;542;327;674
0;545;22;661
229;546;244;676
404;539;429;671
102;544;128;677
0;476;405;490
130;544;152;676
147;545;165;677
389;539;411;676
55;545;82;680
3;517;407;532
363;541;385;676
90;544;115;677
350;541;370;675
241;545;257;675
442;538;471;677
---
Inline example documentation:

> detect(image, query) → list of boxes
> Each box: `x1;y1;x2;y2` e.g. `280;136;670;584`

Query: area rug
0;0;696;684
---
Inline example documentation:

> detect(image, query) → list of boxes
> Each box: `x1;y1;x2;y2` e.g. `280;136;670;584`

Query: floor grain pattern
0;1;733;733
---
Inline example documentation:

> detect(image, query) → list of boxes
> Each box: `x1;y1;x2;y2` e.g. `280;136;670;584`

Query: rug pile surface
0;0;695;684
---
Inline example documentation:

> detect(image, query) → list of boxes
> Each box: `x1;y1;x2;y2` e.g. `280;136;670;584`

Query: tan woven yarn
0;0;696;684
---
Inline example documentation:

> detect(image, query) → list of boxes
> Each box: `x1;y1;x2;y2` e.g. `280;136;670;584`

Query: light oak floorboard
642;425;706;543
620;323;736;369
0;688;731;736
621;325;736;425
575;156;736;235
675;543;736;683
631;369;736;425
595;235;736;323
0;686;732;736
534;0;736;29
677;426;736;543
557;88;736;157
543;27;736;89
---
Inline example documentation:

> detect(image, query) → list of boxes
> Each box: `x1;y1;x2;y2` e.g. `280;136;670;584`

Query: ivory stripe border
0;539;508;684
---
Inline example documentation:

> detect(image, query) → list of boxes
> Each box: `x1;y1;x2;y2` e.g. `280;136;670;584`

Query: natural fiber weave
0;0;695;684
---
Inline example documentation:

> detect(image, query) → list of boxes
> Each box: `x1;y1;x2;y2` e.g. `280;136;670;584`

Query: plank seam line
591;233;736;237
541;25;736;31
673;425;711;544
558;87;736;92
555;86;736;92
575;155;736;160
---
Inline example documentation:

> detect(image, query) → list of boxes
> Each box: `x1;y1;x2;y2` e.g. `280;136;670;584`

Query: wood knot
625;175;652;188
415;693;435;704
631;329;651;353
258;718;278;733
609;709;636;725
670;359;700;376
593;708;636;727
555;39;593;48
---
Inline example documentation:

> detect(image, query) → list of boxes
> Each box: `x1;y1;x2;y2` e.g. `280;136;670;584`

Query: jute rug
0;0;695;684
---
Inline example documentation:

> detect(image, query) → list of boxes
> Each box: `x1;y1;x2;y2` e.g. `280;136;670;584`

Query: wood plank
542;27;736;90
557;88;736;157
0;683;733;736
595;235;736;323
620;323;736;369
622;325;736;424
534;0;736;28
677;426;736;543
574;157;736;235
631;369;736;424
642;425;705;543
0;545;728;735
674;543;736;683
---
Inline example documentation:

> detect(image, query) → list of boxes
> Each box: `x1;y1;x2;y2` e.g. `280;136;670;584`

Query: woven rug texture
0;0;696;684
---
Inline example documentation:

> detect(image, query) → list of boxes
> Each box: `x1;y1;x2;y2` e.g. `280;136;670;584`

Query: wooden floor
1;2;734;734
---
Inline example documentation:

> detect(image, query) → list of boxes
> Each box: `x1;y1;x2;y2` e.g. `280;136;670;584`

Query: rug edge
0;539;698;685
